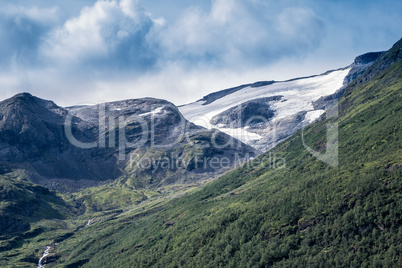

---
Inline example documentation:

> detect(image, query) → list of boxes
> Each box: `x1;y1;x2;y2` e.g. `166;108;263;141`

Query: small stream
38;246;51;268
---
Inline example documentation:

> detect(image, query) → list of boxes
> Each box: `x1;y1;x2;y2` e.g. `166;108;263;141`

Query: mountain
12;38;398;267
0;38;400;267
0;95;256;192
180;52;383;152
0;52;383;192
0;93;121;191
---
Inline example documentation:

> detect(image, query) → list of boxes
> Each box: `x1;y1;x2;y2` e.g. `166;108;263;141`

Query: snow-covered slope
180;67;352;151
180;50;384;152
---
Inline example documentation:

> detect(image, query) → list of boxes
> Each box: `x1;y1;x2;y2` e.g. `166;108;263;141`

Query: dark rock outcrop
197;81;275;106
210;96;282;128
349;38;402;86
343;51;385;85
0;94;257;191
0;93;120;191
313;51;385;110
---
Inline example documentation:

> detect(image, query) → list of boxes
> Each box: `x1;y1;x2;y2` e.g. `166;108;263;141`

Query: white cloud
0;0;328;106
0;0;400;108
0;5;59;67
41;0;157;69
157;0;325;69
2;5;59;24
275;7;324;49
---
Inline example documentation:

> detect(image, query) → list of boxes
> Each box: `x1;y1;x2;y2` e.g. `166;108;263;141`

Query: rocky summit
0;95;256;192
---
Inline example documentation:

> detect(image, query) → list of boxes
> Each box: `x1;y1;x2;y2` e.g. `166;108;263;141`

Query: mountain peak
353;51;384;65
342;51;385;85
4;92;36;105
13;92;34;99
2;93;65;116
346;37;402;88
381;37;402;63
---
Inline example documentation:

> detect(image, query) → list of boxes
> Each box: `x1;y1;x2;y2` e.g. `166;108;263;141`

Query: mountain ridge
179;51;384;153
185;51;383;109
0;39;400;267
21;37;401;268
0;93;257;192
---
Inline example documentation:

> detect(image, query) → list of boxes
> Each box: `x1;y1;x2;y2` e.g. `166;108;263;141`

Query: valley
0;38;401;267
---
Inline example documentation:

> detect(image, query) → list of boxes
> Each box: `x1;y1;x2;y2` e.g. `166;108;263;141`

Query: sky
0;0;401;107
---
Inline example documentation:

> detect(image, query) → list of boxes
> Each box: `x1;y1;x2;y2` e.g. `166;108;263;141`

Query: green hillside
0;39;400;267
0;171;74;267
39;40;401;267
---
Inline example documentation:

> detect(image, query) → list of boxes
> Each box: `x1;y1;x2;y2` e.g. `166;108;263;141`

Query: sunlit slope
48;40;402;267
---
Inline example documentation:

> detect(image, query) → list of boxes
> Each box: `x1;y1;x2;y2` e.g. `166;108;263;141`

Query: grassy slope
0;42;400;267
0;171;75;267
47;47;402;267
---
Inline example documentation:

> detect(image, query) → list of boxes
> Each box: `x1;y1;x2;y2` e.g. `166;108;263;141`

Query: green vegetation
0;171;205;267
33;45;402;267
0;171;71;234
0;171;74;267
0;42;401;267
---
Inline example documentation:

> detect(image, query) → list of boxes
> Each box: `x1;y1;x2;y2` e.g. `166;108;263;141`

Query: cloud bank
0;0;401;106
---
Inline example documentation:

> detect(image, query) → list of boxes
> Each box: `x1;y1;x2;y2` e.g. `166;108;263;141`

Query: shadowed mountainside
0;95;257;192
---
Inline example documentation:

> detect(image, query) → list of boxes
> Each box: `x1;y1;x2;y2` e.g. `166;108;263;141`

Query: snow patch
218;127;263;143
303;110;325;124
138;106;165;117
179;68;351;146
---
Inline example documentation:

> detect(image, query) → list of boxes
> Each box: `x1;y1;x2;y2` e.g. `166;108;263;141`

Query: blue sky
0;0;401;106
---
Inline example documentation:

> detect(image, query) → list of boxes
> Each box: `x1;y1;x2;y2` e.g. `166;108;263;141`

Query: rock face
180;51;387;152
0;94;256;192
343;52;385;85
180;67;351;152
198;81;275;105
313;51;384;111
67;98;257;188
246;111;308;150
0;93;120;191
351;38;402;85
210;96;282;128
0;93;67;160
